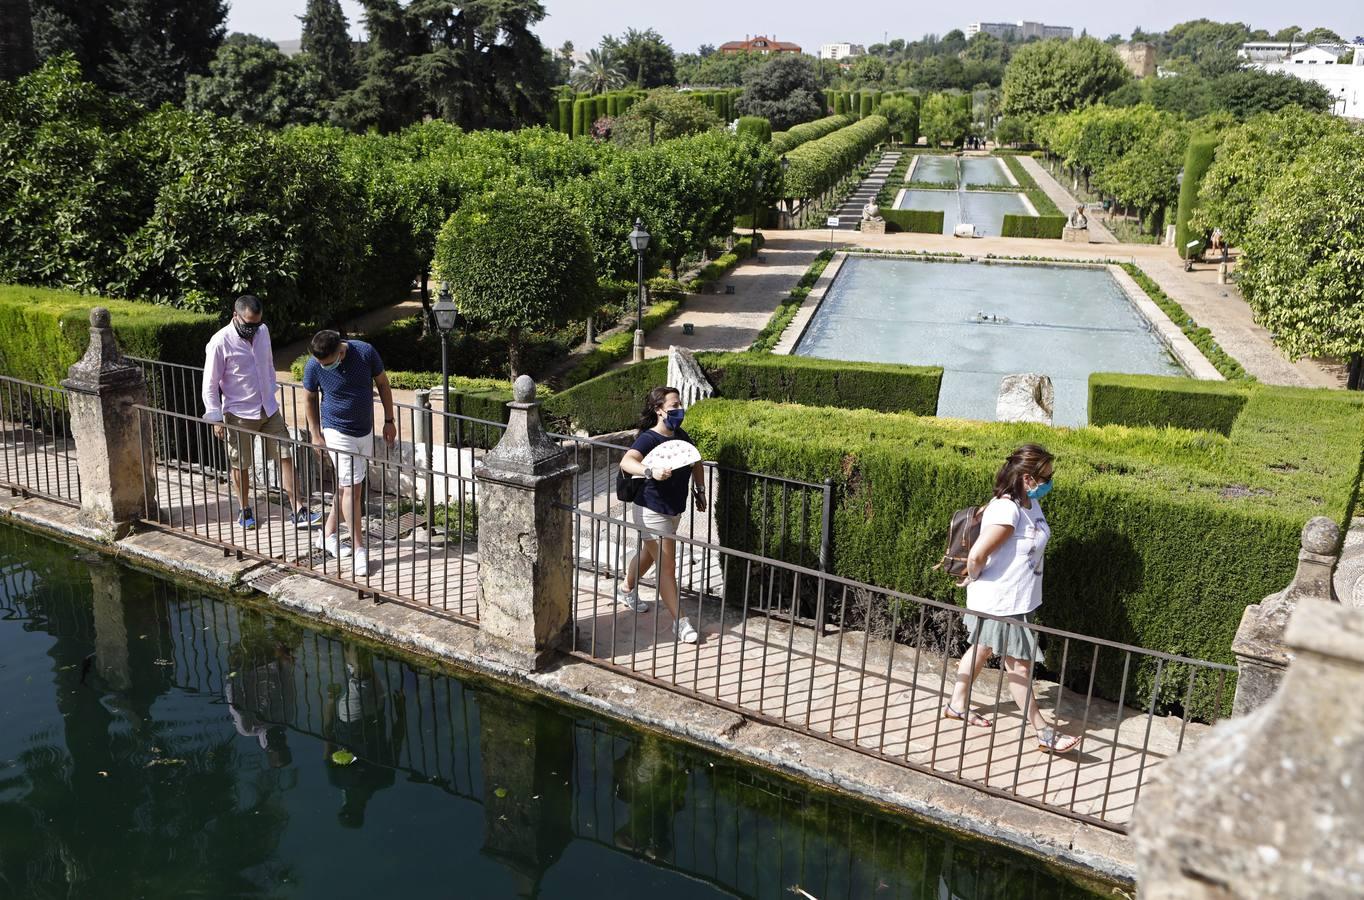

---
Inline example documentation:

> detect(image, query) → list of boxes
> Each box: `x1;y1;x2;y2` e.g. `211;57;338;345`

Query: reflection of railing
560;503;1233;832
0;375;81;507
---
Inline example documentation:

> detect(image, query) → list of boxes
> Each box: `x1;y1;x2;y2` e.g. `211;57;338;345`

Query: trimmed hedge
1175;137;1217;259
1000;155;1062;217
0;283;218;386
544;352;942;436
685;385;1364;718
783;116;890;199
1120;264;1249;380
771;114;857;155
561;295;683;387
880;208;944;234
736;116;772;143
689;235;761;291
1000;214;1066;239
1089;374;1247;436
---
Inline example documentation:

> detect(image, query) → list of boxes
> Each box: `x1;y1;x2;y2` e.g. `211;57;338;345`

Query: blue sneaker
236;508;257;530
289;506;321;529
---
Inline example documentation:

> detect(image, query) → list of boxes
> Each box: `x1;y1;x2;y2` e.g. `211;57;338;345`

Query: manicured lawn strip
1120;263;1250;381
1001;155;1062;217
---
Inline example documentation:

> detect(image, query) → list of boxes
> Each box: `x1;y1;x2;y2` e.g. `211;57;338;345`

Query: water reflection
0;526;1108;899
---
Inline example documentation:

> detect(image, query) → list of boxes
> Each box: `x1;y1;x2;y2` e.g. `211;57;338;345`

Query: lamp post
752;172;765;238
779;155;790;228
431;283;458;409
628;218;650;363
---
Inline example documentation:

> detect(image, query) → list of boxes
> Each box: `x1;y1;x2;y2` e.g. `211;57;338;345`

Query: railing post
60;307;156;540
1231;516;1339;715
415;388;435;535
816;477;835;635
473;376;578;672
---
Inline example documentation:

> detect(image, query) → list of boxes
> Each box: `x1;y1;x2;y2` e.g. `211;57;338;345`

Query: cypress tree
299;0;357;97
558;97;573;133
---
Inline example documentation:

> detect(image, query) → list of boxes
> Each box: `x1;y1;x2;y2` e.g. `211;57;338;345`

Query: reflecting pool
909;155;1013;187
794;256;1185;425
901;155;1031;235
0;525;1113;898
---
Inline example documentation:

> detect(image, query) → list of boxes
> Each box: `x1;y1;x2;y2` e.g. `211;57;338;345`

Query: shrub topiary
999;214;1066;239
736;116;772;143
880;208;944;234
1175;137;1218;259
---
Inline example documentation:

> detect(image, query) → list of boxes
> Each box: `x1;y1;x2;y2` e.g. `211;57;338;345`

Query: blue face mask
1027;479;1053;500
320;357;341;371
664;408;685;430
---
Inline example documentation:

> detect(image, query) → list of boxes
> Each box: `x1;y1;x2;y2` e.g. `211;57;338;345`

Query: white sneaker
353;548;369;577
617;585;648;612
315;532;352;559
673;616;699;644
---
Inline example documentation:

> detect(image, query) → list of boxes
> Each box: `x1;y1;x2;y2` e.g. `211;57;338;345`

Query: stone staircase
828;150;901;230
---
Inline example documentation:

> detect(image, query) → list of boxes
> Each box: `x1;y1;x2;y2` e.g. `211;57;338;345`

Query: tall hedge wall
783;116;889;199
543;352;943;436
0;283;218;386
1175;137;1218;259
1088;374;1248;436
880;208;944;234
684;381;1364;718
999;214;1066;239
771;114;857;155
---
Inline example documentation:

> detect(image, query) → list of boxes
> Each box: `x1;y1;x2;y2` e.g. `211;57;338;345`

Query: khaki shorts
222;409;291;470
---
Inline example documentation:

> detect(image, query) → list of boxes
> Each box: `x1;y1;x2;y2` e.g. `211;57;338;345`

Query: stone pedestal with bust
1061;205;1090;243
473;376;577;672
860;199;886;235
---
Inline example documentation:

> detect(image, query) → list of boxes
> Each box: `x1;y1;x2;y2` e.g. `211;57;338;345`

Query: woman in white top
943;444;1079;754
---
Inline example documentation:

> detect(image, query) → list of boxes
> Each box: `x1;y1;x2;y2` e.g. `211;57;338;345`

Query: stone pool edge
0;492;1136;888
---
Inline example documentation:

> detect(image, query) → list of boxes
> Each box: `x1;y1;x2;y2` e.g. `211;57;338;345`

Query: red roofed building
719;35;802;55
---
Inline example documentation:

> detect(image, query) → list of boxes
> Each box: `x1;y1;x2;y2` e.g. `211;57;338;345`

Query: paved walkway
830;229;1342;388
1016;155;1118;244
641;233;833;358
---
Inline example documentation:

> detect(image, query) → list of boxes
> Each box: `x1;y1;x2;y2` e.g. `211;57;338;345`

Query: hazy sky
227;0;1362;52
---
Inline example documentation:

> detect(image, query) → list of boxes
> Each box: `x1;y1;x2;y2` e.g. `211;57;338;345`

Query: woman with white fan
617;386;708;644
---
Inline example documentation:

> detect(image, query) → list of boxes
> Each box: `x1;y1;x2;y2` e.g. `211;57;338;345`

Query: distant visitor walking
302;330;396;578
201;294;318;531
617;386;708;644
944;443;1080;754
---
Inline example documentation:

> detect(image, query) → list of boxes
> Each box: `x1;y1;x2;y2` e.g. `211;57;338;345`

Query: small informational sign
826;217;840;228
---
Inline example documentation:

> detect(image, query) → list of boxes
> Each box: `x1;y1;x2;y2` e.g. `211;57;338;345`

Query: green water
0;524;1112;899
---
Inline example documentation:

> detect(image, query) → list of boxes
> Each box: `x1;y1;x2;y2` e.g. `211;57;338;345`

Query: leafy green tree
675;49;765;86
299;0;357;99
1238;134;1364;365
1001;37;1128;118
1159;19;1255;75
0;0;37;78
962;32;1009;65
610;89;719;147
571;47;626;93
876;95;917;142
993;115;1028;146
329;0;422;133
434;188;597;377
100;0;228;106
849;55;887;87
1211;70;1332;118
919;92;968;147
736;55;822;131
184;34;323;128
1193;106;1350;245
602;28;675;88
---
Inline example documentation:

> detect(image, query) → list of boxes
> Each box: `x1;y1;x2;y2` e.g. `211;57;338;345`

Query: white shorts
631;504;681;545
323;428;370;487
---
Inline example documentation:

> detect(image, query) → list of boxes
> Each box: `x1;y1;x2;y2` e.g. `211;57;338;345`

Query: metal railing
0;375;81;507
560;503;1234;832
132;402;481;620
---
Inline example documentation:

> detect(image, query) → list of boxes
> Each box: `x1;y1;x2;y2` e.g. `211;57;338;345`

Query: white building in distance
819;42;867;61
966;21;1073;41
1240;42;1364;118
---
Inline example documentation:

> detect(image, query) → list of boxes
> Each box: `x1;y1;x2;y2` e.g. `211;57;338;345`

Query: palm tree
571;48;626;94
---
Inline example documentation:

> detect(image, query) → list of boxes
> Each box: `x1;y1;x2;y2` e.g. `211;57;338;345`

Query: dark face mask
234;317;263;341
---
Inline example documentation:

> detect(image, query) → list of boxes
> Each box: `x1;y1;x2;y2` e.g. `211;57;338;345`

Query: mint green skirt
962;612;1044;663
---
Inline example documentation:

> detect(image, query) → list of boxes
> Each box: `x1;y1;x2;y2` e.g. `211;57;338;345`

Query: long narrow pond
0;524;1112;898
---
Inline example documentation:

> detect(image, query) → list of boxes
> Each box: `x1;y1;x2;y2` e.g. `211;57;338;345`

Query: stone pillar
473;376;577;671
1217;262;1229;285
1133;599;1364;898
1231;516;1339;715
61;308;156;540
666;346;715;409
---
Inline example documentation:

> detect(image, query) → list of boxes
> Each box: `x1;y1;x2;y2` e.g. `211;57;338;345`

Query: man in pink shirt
201;295;318;530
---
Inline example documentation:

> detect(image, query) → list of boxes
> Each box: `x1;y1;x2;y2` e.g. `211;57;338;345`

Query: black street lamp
628;218;651;364
431;282;458;408
752;172;765;238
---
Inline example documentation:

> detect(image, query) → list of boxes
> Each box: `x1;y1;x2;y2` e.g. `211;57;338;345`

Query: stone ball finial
1302;516;1339;556
90;307;111;328
512;374;536;403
